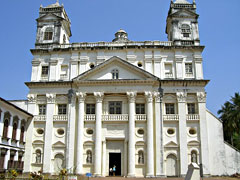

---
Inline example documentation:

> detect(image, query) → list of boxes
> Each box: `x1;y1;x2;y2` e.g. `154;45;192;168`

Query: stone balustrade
185;73;194;78
165;73;173;78
53;115;68;122
84;114;96;121
186;114;200;121
163;114;179;121
102;114;128;121
34;115;46;122
135;114;147;121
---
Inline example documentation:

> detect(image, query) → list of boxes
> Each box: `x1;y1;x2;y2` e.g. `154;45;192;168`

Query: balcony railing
53;115;68;122
163;114;179;121
40;75;48;81
60;74;68;80
85;114;96;121
185;72;194;78
8;160;24;171
34;115;46;122
102;114;128;121
165;73;173;78
187;114;200;121
135;114;147;121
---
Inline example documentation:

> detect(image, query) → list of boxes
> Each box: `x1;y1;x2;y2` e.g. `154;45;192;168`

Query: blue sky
0;0;239;116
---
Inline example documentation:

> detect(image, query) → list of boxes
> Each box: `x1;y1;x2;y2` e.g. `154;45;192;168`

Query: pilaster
154;91;164;177
76;92;86;175
0;110;4;143
145;92;154;177
94;92;104;176
43;93;56;174
126;92;136;177
24;94;37;173
7;115;13;143
197;92;210;176
49;59;58;81
16;119;22;146
175;57;183;79
66;89;77;174
70;59;79;79
177;91;188;176
3;149;9;169
194;57;203;79
102;141;106;176
31;60;41;81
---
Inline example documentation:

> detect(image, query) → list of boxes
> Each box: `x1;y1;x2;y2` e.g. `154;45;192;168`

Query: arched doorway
166;154;178;177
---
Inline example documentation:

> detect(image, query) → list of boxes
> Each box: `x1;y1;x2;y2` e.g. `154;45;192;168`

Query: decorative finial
193;0;196;3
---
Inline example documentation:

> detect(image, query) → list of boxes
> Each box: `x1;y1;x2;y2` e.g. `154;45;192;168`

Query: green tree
218;92;240;150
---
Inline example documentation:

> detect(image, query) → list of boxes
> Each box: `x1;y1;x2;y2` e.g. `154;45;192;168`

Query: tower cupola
112;29;129;42
166;0;200;46
35;1;72;46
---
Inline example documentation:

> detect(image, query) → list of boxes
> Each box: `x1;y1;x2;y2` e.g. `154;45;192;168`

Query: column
3;149;9;170
7;115;13;143
124;141;128;177
154;91;164;177
49;59;58;81
66;89;77;173
94;92;104;176
43;93;56;174
0;110;4;143
177;91;188;176
76;92;86;175
24;94;36;173
16;119;22;146
14;151;18;161
197;92;210;176
145;92;154;177
102;141;106;176
127;92;136;177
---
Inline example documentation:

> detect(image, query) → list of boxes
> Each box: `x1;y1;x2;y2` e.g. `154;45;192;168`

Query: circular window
138;62;143;67
89;63;95;69
86;129;94;135
57;129;65;135
137;129;144;135
37;129;44;135
189;128;197;135
167;128;175;135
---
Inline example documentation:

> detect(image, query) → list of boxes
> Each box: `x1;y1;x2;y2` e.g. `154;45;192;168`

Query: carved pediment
37;13;64;21
73;56;158;82
165;141;178;148
32;140;44;145
52;141;65;148
188;140;200;146
171;9;198;18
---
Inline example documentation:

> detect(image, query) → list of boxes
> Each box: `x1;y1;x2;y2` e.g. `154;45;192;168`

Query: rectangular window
58;104;67;115
41;66;49;76
187;103;196;114
109;101;122;114
39;105;46;115
136;104;145;114
86;104;95;114
165;103;175;114
183;33;190;37
185;63;193;73
44;32;53;40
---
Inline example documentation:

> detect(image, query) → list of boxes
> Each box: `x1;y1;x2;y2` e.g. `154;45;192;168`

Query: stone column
127;92;136;177
76;92;86;175
66;89;77;173
197;92;210;176
3;149;9;170
43;93;56;174
7;115;13;143
145;92;154;177
94;92;104;176
102;141;106;176
154;91;164;177
16;119;22;146
177;91;188;177
24;94;37;173
0;110;4;143
124;140;128;177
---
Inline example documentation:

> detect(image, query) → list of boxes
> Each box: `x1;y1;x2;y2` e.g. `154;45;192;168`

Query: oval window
189;128;197;135
57;129;65;135
137;129;144;135
87;129;94;135
138;62;143;67
37;129;44;135
167;128;175;135
89;63;95;69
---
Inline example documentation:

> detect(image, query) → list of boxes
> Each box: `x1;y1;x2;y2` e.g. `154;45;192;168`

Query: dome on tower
112;29;129;42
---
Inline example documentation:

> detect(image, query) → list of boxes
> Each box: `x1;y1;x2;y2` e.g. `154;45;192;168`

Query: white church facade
5;0;240;177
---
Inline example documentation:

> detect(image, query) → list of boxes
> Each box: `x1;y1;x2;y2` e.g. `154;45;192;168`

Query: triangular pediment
52;141;65;148
73;56;158;82
171;9;198;18
37;13;64;21
165;141;178;148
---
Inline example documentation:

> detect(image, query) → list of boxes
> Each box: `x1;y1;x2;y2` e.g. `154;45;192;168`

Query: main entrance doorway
109;153;121;176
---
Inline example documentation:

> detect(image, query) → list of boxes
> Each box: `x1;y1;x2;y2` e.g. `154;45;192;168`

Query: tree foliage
218;92;240;150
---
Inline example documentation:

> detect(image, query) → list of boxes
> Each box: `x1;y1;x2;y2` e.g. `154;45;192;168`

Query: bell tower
35;1;72;46
166;0;200;46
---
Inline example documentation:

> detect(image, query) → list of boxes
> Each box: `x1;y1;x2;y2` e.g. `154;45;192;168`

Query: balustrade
187;114;200;121
163;114;179;121
102;114;128;121
135;114;147;121
53;115;68;122
165;73;173;78
84;114;96;121
34;115;46;122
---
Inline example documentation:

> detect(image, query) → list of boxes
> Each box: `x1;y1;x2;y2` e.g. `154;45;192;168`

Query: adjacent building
7;0;240;177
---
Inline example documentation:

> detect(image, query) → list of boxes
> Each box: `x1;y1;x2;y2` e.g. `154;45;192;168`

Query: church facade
13;0;240;177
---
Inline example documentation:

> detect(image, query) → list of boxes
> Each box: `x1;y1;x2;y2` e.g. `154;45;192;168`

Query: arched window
86;150;92;164
138;150;144;164
12;122;17;140
20;126;25;143
111;69;119;79
3;119;9;138
181;24;191;37
191;150;198;163
44;27;53;40
35;150;41;164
